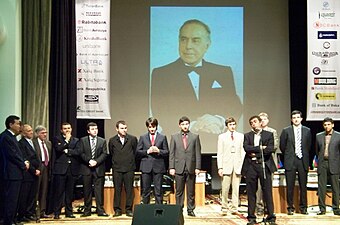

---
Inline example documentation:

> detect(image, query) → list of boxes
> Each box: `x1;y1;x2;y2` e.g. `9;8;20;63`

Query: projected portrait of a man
150;8;243;152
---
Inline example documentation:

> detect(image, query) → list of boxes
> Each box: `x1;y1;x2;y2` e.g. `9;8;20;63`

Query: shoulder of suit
316;131;325;136
203;60;231;70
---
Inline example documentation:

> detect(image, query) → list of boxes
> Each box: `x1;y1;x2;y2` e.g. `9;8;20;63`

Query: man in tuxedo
33;125;52;218
169;116;201;217
0;115;30;225
52;122;80;219
137;117;169;204
151;19;242;151
109;120;138;217
280;110;311;215
217;117;245;214
315;117;340;215
242;115;276;225
17;124;41;222
78;122;108;217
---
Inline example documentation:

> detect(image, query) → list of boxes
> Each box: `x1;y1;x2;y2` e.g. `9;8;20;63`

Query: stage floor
36;195;340;225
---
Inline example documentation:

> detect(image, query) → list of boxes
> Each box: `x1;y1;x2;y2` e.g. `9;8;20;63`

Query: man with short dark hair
315;117;340;215
242;116;276;225
169;116;201;217
79;122;108;217
52;122;80;219
109;120;137;217
137;117;169;204
0;115;29;225
280;110;311;215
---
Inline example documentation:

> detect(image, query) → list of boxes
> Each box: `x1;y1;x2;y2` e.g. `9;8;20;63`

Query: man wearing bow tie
137;117;169;205
108;120;138;217
151;19;242;151
242;115;276;225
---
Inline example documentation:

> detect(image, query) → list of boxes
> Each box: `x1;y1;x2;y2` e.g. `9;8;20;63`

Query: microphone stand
259;137;267;224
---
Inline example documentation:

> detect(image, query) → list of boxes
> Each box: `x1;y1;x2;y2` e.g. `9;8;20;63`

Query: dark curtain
49;0;77;138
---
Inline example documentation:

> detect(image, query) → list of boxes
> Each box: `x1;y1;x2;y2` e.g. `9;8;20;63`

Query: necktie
231;132;234;141
91;137;96;159
41;140;49;166
182;134;188;149
151;134;155;146
295;128;302;159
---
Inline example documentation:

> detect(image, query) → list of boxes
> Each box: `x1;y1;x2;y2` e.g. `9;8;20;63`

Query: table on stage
272;169;332;213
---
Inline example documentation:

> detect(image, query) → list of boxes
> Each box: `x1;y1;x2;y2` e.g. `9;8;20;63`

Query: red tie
151;134;155;146
42;140;49;166
231;132;234;141
183;134;188;149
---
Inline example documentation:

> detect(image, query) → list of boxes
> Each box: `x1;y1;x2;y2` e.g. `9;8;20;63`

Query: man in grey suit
78;122;108;217
33;125;52;218
169;116;201;217
280;110;311;215
137;117;169;204
315;117;340;215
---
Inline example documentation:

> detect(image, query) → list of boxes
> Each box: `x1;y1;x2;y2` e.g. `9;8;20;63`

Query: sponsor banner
307;0;340;120
76;0;111;119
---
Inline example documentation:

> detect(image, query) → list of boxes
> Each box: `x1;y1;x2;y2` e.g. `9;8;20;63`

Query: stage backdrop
104;0;290;154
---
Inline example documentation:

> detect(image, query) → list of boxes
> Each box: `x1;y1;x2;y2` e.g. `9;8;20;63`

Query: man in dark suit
78;122;108;217
33;125;52;218
151;19;242;152
17;124;41;222
52;122;80;219
109;120;138;217
169;116;201;217
315;117;340;215
137;117;169;204
0;115;29;225
280;110;311;215
242;115;276;225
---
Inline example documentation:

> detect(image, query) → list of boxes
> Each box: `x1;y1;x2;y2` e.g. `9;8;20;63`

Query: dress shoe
333;210;340;215
287;209;294;215
317;211;326;215
65;214;76;218
98;212;109;217
126;211;133;217
54;215;60;219
25;215;37;221
300;208;308;215
113;211;122;217
80;213;91;217
246;220;256;225
187;211;196;217
41;214;52;218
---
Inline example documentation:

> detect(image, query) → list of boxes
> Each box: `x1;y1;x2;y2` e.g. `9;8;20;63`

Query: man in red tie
136;117;169;204
33;125;52;219
169;116;201;217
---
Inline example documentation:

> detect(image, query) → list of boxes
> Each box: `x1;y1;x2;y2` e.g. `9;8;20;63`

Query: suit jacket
0;130;26;180
79;136;108;177
151;58;242;151
169;131;201;174
217;131;245;175
136;132;169;173
108;134;138;173
18;137;41;181
316;130;340;175
33;137;52;172
52;134;80;175
280;125;312;171
241;130;276;176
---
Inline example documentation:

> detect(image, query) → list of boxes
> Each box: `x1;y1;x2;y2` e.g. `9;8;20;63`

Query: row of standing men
0;115;201;225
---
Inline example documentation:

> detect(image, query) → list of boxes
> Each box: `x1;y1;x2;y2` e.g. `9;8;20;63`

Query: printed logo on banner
313;67;321;75
322;1;330;10
313;22;340;29
318;12;335;19
321;59;329;65
315;93;336;100
312;51;338;58
318;31;337;39
84;95;99;104
314;77;337;85
323;41;331;49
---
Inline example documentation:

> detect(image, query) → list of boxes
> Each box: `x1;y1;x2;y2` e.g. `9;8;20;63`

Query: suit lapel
289;126;295;146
